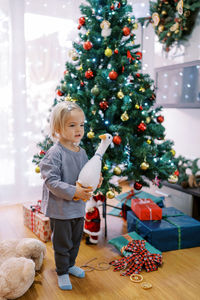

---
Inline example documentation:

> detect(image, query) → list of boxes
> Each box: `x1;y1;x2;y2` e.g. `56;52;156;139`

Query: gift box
131;198;162;220
108;231;162;275
108;231;161;256
127;207;200;252
23;202;52;242
115;189;164;220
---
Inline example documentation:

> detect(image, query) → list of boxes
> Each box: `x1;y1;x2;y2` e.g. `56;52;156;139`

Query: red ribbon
127;50;135;62
110;240;162;276
30;200;42;232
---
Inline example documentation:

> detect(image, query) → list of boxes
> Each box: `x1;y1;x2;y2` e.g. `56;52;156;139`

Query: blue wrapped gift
127;207;200;252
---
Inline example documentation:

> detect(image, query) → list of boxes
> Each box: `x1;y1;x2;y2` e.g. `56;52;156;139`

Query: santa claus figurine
84;193;105;244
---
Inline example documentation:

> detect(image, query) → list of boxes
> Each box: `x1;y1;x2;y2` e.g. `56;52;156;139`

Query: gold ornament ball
170;149;176;156
117;90;124;99
114;166;122;175
105;47;113;57
184;10;190;17
158;25;164;32
175;29;179;34
161;10;167;15
135;104;140;109
147;139;151;144
35;166;40;173
92;110;96;115
87;131;95;139
121;111;129;121
167;32;171;37
133;23;138;29
103;165;109;171
140;162;150;170
106;190;115;199
168;174;178;184
139;87;145;92
146;117;151;124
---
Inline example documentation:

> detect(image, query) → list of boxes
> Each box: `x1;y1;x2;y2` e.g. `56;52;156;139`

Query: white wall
152;13;200;159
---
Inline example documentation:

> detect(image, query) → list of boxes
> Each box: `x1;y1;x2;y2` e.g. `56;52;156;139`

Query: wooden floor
1;182;200;300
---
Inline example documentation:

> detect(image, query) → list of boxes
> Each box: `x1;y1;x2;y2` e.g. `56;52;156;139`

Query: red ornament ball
109;70;118;80
83;41;93;50
157;115;164;123
99;101;109;111
57;90;63;96
136;73;140;78
139;106;143;111
85;69;94;79
137;122;147;132
114;49;119;54
134;182;142;190
79;17;85;26
136;51;142;60
77;25;81;30
150;93;156;101
174;170;179;176
123;26;131;36
113;135;122;145
80;81;84;87
40;150;46;156
110;4;115;10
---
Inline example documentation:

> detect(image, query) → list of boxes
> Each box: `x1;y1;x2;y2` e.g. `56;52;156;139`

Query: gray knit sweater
39;142;88;219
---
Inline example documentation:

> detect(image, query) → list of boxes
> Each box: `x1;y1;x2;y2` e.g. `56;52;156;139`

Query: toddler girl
39;101;93;290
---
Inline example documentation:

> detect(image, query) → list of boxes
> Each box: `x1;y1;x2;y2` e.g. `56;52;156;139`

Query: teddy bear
0;238;46;300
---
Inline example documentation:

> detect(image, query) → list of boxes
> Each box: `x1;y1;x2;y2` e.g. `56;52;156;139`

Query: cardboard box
131;198;162;220
23;203;51;242
127;207;200;252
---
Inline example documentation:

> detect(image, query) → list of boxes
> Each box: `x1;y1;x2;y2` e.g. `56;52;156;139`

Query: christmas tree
33;0;177;198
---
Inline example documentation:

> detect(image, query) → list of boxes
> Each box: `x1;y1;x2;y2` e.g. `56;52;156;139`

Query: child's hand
74;182;93;201
97;173;103;188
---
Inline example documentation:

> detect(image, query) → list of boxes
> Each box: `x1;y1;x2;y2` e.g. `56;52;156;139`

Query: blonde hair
50;101;83;139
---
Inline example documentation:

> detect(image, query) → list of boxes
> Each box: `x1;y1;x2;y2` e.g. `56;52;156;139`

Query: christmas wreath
150;0;200;51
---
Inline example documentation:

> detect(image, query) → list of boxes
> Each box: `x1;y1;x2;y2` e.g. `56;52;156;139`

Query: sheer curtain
0;0;150;206
0;0;83;205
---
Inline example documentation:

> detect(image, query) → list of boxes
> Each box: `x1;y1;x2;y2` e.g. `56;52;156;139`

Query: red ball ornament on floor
57;90;63;96
99;101;109;111
83;41;93;50
134;182;142;190
137;122;147;132
157;115;164;123
113;135;122;145
136;51;142;60
123;26;131;36
109;70;118;80
85;69;94;79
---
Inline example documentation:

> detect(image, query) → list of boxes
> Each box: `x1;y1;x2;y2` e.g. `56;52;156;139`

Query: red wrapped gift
131;198;162;221
23;202;52;242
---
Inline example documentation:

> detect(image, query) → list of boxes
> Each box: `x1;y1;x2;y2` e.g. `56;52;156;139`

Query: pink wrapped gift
23;201;51;242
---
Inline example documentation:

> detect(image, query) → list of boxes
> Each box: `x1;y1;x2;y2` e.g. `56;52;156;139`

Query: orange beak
99;134;106;140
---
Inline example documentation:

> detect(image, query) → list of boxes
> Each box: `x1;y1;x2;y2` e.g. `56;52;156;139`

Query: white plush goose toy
76;133;113;193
